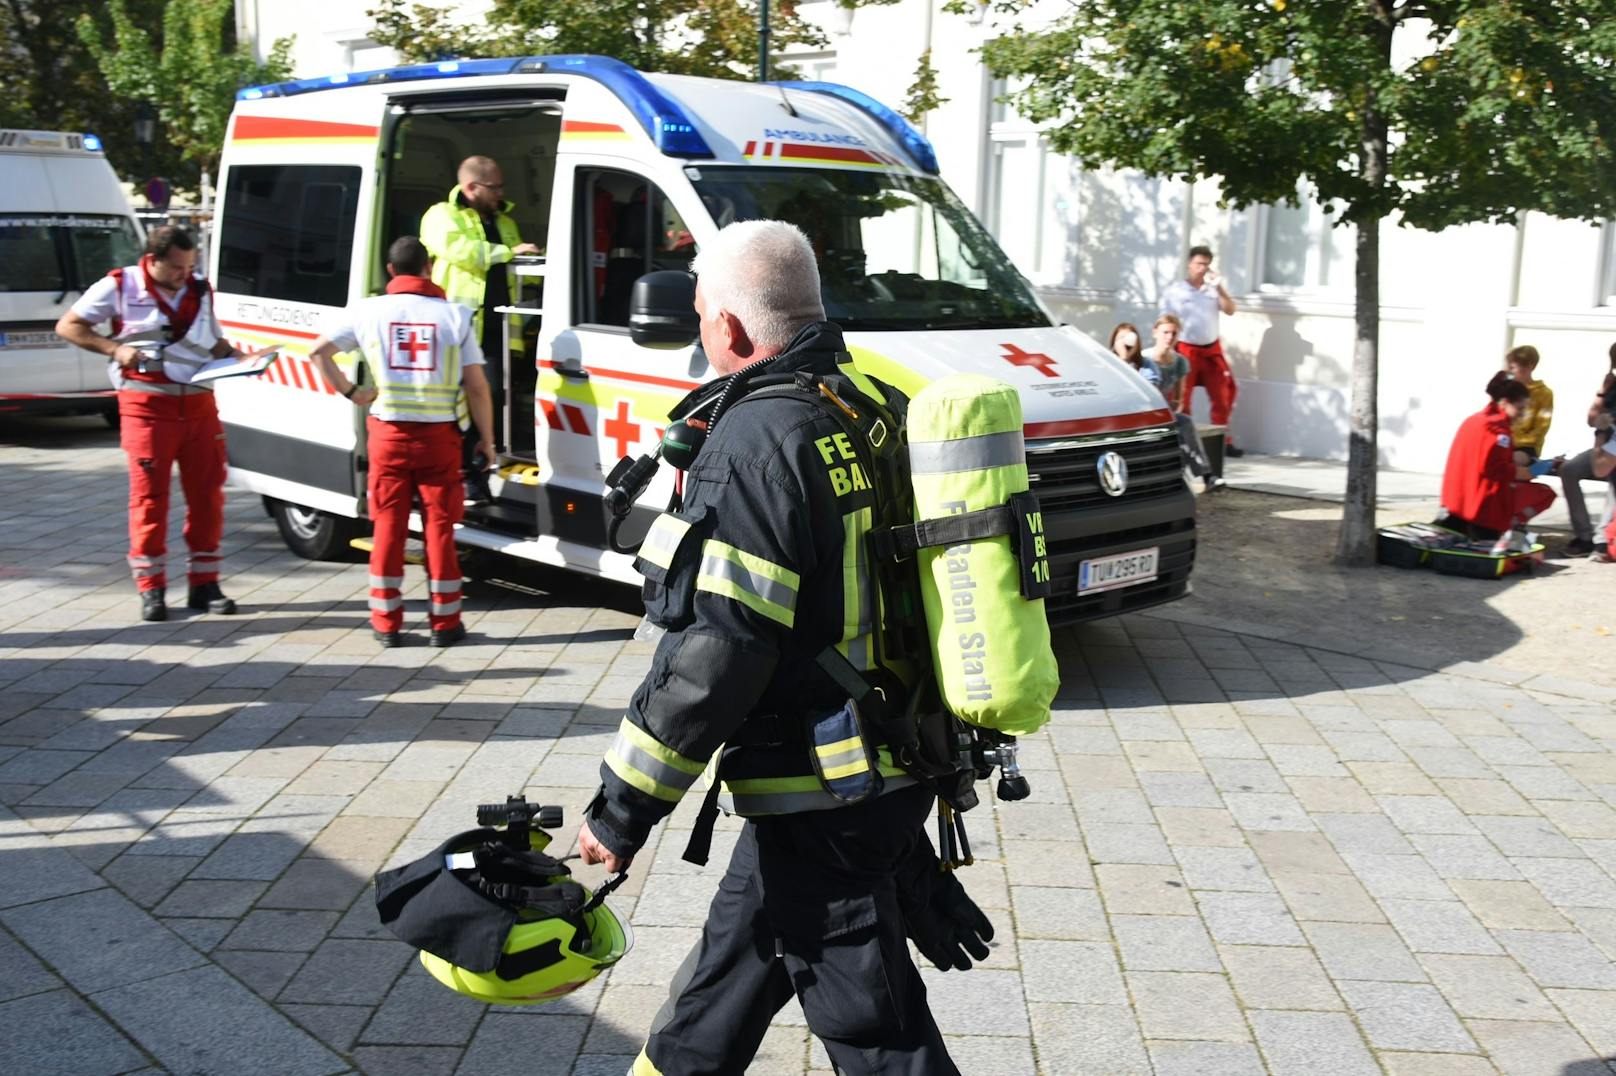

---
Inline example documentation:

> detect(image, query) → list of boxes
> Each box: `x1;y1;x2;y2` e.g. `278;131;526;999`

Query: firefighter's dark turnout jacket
585;320;916;861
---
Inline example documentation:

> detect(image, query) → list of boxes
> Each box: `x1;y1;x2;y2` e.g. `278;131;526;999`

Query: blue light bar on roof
82;134;103;153
237;57;519;100
524;55;713;158
233;53;714;159
770;81;940;175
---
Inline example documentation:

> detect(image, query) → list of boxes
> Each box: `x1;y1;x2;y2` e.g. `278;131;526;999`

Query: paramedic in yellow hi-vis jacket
419;155;539;504
576;222;989;1075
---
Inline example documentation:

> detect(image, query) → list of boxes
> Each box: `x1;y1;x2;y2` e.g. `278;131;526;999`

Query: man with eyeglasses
54;225;242;622
420;156;541;505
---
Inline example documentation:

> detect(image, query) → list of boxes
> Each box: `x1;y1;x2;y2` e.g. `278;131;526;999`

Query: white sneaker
1489;530;1531;556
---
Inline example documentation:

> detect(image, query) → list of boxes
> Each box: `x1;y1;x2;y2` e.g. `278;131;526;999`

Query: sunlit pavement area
3;416;1616;1076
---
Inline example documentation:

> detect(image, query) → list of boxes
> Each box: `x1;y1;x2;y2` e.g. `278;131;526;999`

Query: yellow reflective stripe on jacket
632;1049;662;1075
695;540;799;628
815;734;875;781
721;751;914;815
367;338;464;422
638;513;692;571
837;506;876;670
604;717;708;803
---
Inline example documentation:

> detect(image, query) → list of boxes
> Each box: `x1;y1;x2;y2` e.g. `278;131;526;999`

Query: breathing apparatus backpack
374;796;632;1005
604;357;1059;867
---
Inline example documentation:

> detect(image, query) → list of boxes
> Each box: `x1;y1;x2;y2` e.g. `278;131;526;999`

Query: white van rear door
211;115;379;517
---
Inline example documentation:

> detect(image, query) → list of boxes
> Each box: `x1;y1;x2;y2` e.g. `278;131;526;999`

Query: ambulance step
349;536;426;565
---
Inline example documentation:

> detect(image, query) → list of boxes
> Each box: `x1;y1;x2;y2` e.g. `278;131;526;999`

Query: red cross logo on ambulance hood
1000;343;1058;378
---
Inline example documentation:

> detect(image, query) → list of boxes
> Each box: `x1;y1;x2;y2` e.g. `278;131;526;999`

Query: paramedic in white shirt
308;236;495;648
1160;244;1243;457
54;224;241;622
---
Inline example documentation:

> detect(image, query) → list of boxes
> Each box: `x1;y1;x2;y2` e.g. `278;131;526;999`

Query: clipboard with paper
189;346;284;384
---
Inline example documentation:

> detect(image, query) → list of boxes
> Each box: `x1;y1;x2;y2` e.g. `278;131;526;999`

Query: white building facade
238;0;1616;473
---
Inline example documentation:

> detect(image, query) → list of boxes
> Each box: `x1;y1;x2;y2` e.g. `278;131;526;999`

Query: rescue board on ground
1376;523;1544;578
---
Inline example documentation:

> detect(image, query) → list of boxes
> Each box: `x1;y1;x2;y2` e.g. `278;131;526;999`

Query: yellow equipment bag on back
906;374;1059;736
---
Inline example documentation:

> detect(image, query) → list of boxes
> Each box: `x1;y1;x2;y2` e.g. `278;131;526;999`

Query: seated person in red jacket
1438;372;1557;554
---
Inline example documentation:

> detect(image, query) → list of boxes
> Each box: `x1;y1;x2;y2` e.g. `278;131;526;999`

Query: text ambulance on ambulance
210;55;1195;625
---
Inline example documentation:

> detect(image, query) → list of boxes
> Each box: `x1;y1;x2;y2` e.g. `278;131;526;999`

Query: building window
986;81;1071;286
218;164;361;307
1258;188;1354;292
787;50;840;83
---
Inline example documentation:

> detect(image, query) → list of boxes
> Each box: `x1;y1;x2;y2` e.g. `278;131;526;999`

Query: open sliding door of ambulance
380;89;564;541
211;107;381;541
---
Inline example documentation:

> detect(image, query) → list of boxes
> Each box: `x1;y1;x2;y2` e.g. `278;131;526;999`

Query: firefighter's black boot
140;590;167;622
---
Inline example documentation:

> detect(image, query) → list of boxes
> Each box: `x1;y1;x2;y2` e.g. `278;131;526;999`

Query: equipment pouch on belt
807;699;884;804
631;505;709;630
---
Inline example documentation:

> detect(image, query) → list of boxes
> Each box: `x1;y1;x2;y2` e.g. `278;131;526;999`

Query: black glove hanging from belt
895;833;995;971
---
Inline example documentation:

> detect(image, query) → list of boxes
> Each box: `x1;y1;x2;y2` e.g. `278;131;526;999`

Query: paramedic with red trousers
54;225;241;623
1160;244;1243;456
309;236;495;648
1439;372;1557;551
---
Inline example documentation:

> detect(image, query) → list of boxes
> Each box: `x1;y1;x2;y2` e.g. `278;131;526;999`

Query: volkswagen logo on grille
1096;451;1129;497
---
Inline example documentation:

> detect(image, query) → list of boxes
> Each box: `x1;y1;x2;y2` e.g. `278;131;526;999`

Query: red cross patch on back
389;323;437;371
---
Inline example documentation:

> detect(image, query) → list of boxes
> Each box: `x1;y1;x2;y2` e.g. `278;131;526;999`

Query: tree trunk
1335;13;1394;565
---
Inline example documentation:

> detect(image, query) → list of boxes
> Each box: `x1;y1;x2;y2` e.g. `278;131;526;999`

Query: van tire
102;407;119;430
269;499;367;561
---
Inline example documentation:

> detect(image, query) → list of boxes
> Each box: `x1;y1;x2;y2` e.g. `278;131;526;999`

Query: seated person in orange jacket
1438;372;1557;554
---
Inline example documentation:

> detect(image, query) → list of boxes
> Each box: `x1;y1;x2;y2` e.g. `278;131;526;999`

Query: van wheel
269;499;367;561
102;407;120;430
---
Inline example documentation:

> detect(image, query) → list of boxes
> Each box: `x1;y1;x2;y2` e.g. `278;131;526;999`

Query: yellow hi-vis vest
908;374;1058;736
419;187;525;346
325;290;482;423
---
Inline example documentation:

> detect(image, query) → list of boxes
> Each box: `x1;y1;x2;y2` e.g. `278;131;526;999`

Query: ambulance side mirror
629;270;699;349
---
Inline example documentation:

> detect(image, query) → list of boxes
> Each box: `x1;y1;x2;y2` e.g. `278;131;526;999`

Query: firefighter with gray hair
576;220;989;1074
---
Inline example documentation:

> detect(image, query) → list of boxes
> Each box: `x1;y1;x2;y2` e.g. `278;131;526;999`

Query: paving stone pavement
3;421;1616;1075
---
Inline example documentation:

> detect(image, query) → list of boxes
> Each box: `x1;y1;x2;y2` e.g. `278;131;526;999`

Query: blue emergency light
770;81;940;175
82;133;104;153
234;54;715;159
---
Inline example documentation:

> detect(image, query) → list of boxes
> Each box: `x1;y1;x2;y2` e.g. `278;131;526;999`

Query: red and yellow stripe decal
229;116;380;146
561;120;632;142
742;139;900;169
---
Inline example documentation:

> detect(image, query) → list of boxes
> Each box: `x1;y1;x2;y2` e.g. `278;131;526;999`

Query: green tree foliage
0;0;195;189
367;0;827;79
903;48;948;124
78;0;292;175
978;0;1616;562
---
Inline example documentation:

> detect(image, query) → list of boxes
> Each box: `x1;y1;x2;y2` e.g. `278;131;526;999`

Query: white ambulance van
212;55;1195;624
0;130;142;422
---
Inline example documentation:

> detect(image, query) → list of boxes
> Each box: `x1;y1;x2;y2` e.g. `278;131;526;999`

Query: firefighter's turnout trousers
634;785;958;1076
365;417;464;634
120;388;226;593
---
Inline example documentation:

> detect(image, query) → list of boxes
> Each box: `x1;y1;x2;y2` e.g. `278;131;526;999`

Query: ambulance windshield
690;168;1049;331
